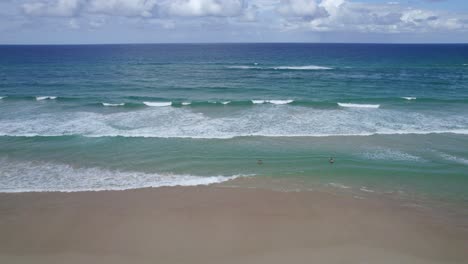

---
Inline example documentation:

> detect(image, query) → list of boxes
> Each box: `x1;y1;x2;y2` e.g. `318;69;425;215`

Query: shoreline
1;185;467;264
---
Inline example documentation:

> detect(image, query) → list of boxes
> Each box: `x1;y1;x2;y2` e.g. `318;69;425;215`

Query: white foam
438;152;468;165
143;102;172;107
362;148;422;162
1;105;468;138
252;100;266;104
181;102;191;106
0;97;4;100
338;103;380;109
251;100;293;105
0;159;247;193
227;66;261;69
402;97;417;100
221;101;231;105
102;103;125;107
273;65;333;70
229;65;332;70
36;96;57;101
328;182;351;189
360;187;375;193
268;100;293;105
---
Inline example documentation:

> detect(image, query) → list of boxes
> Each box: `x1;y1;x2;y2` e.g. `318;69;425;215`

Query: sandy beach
0;184;467;264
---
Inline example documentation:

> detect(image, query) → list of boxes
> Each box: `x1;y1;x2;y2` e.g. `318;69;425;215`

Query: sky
1;0;468;44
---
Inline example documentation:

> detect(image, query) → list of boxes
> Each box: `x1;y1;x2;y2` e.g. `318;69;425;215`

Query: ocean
0;43;467;210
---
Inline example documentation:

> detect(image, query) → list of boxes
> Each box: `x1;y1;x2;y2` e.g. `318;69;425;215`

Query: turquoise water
0;44;467;205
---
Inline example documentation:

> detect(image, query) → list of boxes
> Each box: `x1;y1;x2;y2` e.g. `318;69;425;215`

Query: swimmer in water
329;157;335;164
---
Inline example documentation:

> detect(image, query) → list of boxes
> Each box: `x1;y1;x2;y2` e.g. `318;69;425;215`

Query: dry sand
0;186;467;264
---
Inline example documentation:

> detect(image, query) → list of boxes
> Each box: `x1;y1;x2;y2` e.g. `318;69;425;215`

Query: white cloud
167;0;245;17
88;17;105;28
277;0;468;34
22;0;83;17
68;18;80;28
277;0;327;19
239;4;258;22
16;0;468;35
87;0;157;17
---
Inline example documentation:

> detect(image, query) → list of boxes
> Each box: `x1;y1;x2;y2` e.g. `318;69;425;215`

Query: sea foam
438;152;468;165
273;65;333;70
0;159;247;193
251;100;294;105
143;101;172;107
362;148;422;162
338;103;380;108
102;103;125;107
1;105;468;138
36;96;57;101
228;65;332;70
402;97;417;100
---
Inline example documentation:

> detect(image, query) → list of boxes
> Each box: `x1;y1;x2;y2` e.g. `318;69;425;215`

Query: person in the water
329;157;335;164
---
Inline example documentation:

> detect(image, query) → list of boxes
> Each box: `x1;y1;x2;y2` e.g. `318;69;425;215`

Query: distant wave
338;103;380;109
143;101;172;107
221;101;231;105
36;96;57;101
402;97;417;100
273;65;333;70
227;65;332;70
0;96;4;100
251;100;294;105
0;159;247;193
226;66;262;70
102;102;125;107
181;102;191;106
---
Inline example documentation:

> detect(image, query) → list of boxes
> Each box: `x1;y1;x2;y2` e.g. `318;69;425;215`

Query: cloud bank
1;0;467;43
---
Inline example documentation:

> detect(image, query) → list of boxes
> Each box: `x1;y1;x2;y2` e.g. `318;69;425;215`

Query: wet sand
0;185;467;264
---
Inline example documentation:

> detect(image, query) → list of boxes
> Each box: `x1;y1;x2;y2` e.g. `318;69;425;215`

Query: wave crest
102;103;125;107
143;102;172;107
338;103;380;109
228;65;332;70
36;96;57;101
251;100;294;105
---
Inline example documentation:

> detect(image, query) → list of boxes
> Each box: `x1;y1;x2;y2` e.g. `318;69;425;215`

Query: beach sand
0;184;467;264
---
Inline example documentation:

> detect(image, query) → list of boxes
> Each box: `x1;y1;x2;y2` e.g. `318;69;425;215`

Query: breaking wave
338;103;380;109
36;96;57;101
102;102;125;107
251;100;294;105
143;101;172;107
0;105;467;138
227;65;333;70
0;159;246;193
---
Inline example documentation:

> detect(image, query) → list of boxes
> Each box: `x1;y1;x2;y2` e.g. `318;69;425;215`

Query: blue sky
1;0;468;44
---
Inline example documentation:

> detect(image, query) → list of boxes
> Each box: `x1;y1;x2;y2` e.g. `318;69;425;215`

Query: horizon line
1;42;468;46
